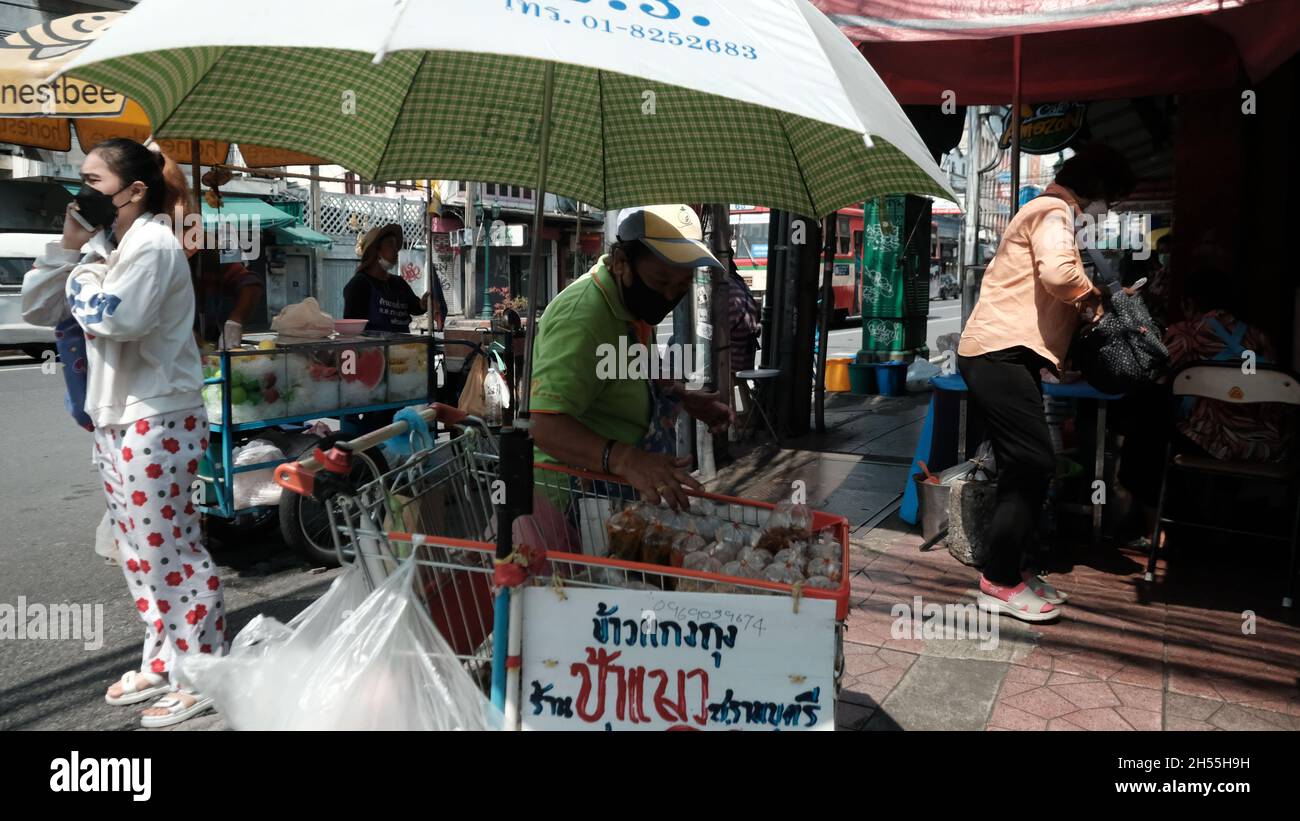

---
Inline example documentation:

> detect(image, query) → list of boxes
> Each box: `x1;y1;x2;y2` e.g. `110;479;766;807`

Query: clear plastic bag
736;547;773;576
805;575;838;590
640;520;675;566
669;531;707;568
94;509;119;565
771;546;807;577
762;564;801;584
682;551;723;574
182;561;500;731
806;557;842;582
231;439;285;509
606;503;649;561
704;539;740;565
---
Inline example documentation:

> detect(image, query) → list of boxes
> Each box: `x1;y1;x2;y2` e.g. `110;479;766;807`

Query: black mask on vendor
74;184;128;230
623;266;684;325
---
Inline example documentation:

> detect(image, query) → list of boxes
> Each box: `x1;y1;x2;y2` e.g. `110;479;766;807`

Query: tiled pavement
831;517;1300;731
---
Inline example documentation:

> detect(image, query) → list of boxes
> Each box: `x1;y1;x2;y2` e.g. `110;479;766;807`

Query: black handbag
1070;286;1169;394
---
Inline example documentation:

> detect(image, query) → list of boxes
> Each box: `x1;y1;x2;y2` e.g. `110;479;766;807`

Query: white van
0;179;73;360
0;231;59;360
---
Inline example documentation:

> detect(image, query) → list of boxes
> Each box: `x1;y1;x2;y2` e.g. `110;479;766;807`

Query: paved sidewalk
827;518;1300;730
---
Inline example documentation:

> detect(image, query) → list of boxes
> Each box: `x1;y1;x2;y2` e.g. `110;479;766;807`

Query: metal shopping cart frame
274;404;851;729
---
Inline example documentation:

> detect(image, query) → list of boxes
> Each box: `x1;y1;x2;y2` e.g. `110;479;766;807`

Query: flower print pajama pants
93;408;228;684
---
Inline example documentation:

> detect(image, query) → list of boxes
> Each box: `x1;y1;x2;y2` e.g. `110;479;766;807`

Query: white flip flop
140;692;214;729
1024;574;1069;604
977;586;1062;623
104;670;170;706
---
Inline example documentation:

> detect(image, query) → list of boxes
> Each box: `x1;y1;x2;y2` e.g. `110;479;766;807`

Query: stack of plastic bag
231;439;286;510
182;560;501;731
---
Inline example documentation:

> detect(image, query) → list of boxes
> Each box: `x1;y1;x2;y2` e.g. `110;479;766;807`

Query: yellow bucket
824;358;853;392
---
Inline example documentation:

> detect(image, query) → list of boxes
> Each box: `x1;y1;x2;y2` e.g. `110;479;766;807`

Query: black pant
958;348;1057;586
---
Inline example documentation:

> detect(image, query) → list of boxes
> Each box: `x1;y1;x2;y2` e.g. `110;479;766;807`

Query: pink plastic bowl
333;319;368;335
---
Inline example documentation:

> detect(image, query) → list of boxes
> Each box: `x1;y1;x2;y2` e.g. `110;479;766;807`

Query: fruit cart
198;332;439;564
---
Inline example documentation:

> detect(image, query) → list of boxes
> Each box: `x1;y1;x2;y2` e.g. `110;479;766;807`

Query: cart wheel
279;435;388;567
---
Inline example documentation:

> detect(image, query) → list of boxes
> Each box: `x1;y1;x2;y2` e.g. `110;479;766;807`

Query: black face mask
74;184;128;230
622;265;684;324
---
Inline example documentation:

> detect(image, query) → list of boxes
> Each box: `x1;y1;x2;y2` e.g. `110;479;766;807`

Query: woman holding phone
23;137;226;727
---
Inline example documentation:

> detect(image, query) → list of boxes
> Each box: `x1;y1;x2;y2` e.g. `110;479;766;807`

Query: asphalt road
0;352;341;730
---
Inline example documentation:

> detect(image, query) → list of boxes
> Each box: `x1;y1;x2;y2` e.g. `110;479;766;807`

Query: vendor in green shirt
531;204;734;510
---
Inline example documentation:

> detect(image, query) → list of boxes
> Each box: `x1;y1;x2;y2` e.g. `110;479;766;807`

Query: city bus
730;205;865;323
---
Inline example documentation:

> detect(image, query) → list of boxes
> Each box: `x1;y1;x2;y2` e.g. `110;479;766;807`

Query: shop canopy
0;12;323;166
271;223;333;248
199;196;297;231
57;184;299;231
810;0;1300;103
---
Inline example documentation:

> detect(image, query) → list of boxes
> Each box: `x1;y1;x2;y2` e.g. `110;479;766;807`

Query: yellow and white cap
616;204;723;270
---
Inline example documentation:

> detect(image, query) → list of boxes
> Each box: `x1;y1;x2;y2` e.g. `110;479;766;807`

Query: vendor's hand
609;444;702;511
681;390;736;434
62;203;95;251
1076;285;1106;324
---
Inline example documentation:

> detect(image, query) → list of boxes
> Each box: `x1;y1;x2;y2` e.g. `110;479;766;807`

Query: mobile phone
69;207;95;232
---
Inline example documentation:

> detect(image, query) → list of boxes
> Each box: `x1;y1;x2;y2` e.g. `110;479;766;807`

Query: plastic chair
1145;363;1300;607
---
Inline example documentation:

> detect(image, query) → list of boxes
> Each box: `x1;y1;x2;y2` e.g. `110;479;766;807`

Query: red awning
810;0;1300;103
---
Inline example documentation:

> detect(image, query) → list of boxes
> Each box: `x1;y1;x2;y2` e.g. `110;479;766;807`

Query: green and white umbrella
59;0;955;216
59;0;956;725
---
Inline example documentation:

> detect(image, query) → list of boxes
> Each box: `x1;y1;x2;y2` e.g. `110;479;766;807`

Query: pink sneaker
977;576;1060;623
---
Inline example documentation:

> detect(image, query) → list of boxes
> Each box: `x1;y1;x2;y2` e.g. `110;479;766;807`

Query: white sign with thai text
521;587;836;731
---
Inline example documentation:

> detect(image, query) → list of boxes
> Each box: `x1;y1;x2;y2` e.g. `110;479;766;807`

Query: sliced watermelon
340;347;386;389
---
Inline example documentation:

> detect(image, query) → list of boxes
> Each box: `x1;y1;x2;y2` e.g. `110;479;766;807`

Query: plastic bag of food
771;546;807;577
640;521;676;566
690;513;720;541
606;503;650;561
704;539;740;565
669;531;707;568
763;500;813;533
270;297;336;339
677;552;725;593
756;501;813;554
682;551;723;574
736;547;773;576
763;564;802;584
183;560;500;730
806;557;842;582
715;521;746;549
805;575;838;590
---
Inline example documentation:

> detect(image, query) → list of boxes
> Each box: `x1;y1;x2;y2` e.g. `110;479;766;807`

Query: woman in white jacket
23;138;225;728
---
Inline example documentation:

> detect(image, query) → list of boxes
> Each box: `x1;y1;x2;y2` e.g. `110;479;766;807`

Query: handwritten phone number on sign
504;0;759;60
652;600;766;635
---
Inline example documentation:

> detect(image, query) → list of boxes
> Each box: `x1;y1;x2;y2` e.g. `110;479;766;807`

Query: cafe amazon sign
999;102;1087;155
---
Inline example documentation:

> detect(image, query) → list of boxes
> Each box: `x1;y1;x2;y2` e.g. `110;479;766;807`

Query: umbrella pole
1010;35;1023;218
490;61;555;725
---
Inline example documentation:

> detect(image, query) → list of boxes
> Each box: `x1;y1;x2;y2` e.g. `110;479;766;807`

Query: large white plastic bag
179;562;373;729
186;560;500;731
270;297;335;338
